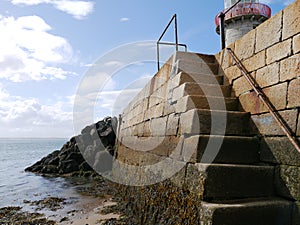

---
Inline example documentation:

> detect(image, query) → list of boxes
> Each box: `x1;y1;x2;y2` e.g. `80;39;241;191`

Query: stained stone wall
216;0;300;204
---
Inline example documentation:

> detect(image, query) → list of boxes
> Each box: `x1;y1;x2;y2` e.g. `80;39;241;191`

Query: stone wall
216;0;300;204
113;1;300;223
115;52;221;186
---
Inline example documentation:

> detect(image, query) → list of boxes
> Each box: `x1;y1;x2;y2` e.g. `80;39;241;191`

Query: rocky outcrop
25;117;118;176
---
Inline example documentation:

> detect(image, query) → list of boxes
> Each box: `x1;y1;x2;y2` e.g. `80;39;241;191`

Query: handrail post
218;0;241;49
156;14;187;71
219;12;226;49
174;14;178;51
157;43;160;71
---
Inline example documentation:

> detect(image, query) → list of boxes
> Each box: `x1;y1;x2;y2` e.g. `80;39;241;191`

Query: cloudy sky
0;0;291;138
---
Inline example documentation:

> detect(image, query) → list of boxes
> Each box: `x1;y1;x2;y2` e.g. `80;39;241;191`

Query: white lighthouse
216;0;271;47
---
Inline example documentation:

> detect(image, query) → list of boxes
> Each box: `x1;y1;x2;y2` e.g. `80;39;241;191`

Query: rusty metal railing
217;0;242;49
227;48;300;153
157;14;187;70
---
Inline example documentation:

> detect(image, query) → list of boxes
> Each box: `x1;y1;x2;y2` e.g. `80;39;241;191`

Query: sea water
0;138;80;208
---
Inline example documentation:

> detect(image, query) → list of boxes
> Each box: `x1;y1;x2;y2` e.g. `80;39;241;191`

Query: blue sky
0;0;293;138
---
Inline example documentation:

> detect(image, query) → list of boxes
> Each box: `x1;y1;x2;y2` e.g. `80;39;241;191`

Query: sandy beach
0;175;128;225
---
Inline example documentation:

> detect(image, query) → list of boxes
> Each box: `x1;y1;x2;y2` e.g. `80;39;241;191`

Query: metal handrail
218;0;242;49
157;14;187;70
227;48;300;153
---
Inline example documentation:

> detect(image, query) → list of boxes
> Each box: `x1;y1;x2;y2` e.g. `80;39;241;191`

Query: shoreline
0;175;126;225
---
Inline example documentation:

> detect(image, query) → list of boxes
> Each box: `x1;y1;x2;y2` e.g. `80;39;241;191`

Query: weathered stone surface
280;54;300;81
256;11;282;53
243;50;266;72
294;34;300;54
185;164;205;198
162;100;175;116
179;109;252;136
200;199;293;225
239;91;268;114
256;62;279;88
173;71;223;86
182;135;259;164
143;120;151;136
174;60;219;75
232;74;253;96
282;0;300;40
172;83;231;102
288;78;300;108
293;201;300;225
252;109;298;135
176;95;237;113
215;43;235;69
117;146;142;166
150;116;168;136
263;82;287;110
260;137;300;166
195;163;274;199
148;93;159;108
136;122;144;137
275;165;300;200
298;113;300;137
224;65;242;84
266;39;292;65
148;103;164;119
235;29;256;60
166;113;179;136
148;136;181;157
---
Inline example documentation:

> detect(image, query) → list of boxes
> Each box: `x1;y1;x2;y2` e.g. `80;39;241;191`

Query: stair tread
192;108;249;114
182;82;229;87
185;95;237;100
197;163;274;169
203;197;292;207
200;197;293;225
174;51;216;64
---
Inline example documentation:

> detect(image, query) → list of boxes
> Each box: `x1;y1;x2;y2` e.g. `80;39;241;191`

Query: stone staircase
172;52;294;225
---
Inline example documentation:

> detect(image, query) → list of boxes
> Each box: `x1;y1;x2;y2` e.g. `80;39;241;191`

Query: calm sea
0;138;87;209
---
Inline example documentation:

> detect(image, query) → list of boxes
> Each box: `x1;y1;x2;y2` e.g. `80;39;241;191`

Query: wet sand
0;175;126;225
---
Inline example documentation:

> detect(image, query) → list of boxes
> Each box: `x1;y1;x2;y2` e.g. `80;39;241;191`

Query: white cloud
0;15;75;82
10;0;94;19
120;17;129;22
0;85;74;137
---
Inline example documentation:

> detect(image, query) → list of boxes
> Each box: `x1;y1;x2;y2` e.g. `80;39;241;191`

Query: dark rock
83;145;96;164
48;157;60;166
65;152;84;163
81;132;93;146
93;151;113;173
59;159;79;174
25;116;117;176
81;124;94;135
41;165;59;174
79;161;93;172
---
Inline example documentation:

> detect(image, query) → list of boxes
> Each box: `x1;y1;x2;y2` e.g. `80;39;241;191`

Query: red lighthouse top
215;2;271;27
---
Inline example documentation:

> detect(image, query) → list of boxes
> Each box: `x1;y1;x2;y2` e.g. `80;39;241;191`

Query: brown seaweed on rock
25;116;118;177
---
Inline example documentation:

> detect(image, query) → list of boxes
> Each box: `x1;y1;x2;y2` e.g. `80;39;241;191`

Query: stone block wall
216;0;300;203
116;52;219;176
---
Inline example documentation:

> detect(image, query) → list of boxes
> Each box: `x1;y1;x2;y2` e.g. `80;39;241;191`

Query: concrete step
171;59;219;76
187;163;274;200
182;135;259;164
172;83;232;101
180;109;255;136
171;71;224;86
173;51;216;64
175;95;239;113
200;198;293;225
